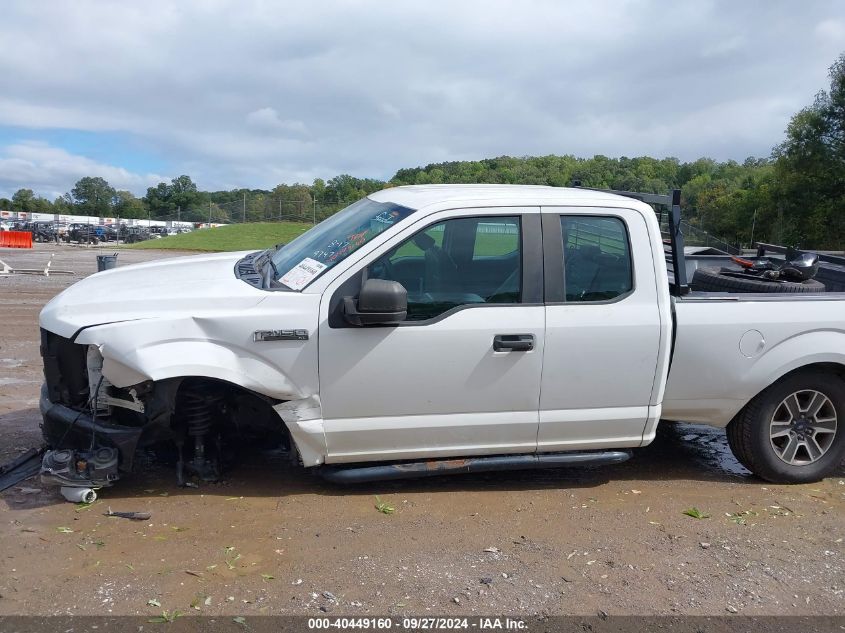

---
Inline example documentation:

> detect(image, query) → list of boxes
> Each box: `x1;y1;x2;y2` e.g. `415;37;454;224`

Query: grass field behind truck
127;219;519;256
127;222;312;252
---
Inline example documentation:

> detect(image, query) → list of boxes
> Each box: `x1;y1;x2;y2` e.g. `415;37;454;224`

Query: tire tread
691;266;825;294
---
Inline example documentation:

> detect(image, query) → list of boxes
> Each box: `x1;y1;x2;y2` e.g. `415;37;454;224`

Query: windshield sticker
375;210;401;224
280;257;328;290
323;229;369;263
312;226;381;265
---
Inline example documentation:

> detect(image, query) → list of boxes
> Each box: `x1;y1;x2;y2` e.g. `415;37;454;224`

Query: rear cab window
560;216;633;302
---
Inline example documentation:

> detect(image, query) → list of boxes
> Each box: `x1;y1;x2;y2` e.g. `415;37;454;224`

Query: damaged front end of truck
40;329;147;491
38;328;295;496
34;249;326;499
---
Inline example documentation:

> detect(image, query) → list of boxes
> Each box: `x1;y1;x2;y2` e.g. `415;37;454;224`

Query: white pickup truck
37;185;845;495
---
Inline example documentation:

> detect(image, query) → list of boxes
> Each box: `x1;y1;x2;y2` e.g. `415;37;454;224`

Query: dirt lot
0;244;843;617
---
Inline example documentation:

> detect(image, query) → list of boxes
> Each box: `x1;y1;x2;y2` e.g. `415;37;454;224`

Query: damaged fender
274;395;327;466
74;305;320;402
70;313;325;466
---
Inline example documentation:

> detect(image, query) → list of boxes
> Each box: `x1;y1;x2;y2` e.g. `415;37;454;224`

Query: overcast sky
1;0;843;200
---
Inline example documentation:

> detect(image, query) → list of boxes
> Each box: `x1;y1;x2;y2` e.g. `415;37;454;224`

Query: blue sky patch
0;127;167;175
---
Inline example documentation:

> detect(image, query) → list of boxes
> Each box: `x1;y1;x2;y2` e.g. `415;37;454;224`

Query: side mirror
344;279;407;326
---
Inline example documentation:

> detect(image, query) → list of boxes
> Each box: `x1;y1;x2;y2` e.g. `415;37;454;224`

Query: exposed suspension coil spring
180;386;224;437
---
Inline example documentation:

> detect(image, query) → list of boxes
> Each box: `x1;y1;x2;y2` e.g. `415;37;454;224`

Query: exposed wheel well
146;377;293;480
769;363;845;390
171;377;289;443
732;362;845;427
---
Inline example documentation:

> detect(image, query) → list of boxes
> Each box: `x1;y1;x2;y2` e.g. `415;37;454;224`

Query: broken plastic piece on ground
0;447;43;475
105;507;152;521
61;486;97;503
0;446;46;492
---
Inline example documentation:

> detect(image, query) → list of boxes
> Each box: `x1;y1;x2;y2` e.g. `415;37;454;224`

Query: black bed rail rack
572;183;689;296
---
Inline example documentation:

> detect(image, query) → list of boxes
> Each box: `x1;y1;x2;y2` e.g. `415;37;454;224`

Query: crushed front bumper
39;384;143;487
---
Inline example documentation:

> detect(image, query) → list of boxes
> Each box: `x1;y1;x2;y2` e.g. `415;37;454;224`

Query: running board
318;450;632;484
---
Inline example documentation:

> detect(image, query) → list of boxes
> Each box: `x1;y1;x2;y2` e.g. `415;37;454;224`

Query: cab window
369;216;522;321
561;216;633;302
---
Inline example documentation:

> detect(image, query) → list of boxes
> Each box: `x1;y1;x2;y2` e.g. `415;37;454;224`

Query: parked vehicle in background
115;224;130;240
95;224;121;242
29;221;58;243
123;226;152;244
65;223;100;244
52;223;70;239
36;185;845;499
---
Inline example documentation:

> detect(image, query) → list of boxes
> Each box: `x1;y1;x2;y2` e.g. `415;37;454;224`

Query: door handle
493;334;534;352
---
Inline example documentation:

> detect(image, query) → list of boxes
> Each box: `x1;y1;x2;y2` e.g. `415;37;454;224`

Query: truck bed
668;245;845;295
662;287;845;428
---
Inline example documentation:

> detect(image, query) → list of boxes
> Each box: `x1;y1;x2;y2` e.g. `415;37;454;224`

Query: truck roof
369;184;642;210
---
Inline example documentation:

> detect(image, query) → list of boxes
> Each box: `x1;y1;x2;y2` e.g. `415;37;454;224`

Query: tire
727;371;845;483
691;266;825;293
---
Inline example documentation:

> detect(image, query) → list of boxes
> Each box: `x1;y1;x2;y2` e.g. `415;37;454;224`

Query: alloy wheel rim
769;389;837;466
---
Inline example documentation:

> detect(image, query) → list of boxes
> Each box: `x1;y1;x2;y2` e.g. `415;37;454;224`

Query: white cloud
816;18;845;44
701;36;746;59
378;103;401;120
245;108;308;136
0;0;842;196
0;141;164;200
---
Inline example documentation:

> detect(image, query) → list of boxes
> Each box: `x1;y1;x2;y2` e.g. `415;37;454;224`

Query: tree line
4;52;842;249
2;174;385;226
391;53;844;250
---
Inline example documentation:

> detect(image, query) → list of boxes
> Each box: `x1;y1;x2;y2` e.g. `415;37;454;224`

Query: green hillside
127;222;312;252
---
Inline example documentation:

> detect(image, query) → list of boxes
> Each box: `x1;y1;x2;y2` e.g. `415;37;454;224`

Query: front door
318;208;544;463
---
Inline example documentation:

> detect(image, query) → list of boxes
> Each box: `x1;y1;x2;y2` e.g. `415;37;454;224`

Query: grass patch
374;496;395;515
126;222;312;252
392;228;518;258
682;507;711;520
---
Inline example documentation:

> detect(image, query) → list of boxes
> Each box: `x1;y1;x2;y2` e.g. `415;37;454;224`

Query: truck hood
40;251;268;338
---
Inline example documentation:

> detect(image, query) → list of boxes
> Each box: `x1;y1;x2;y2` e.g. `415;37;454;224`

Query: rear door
317;208;545;463
539;207;665;450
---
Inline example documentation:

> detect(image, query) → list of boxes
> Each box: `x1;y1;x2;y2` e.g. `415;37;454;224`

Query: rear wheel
727;371;845;483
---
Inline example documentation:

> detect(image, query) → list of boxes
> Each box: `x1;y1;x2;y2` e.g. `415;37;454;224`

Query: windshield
271;197;415;290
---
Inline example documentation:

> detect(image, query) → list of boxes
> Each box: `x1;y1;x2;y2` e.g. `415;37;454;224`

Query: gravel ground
0;244;843;617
